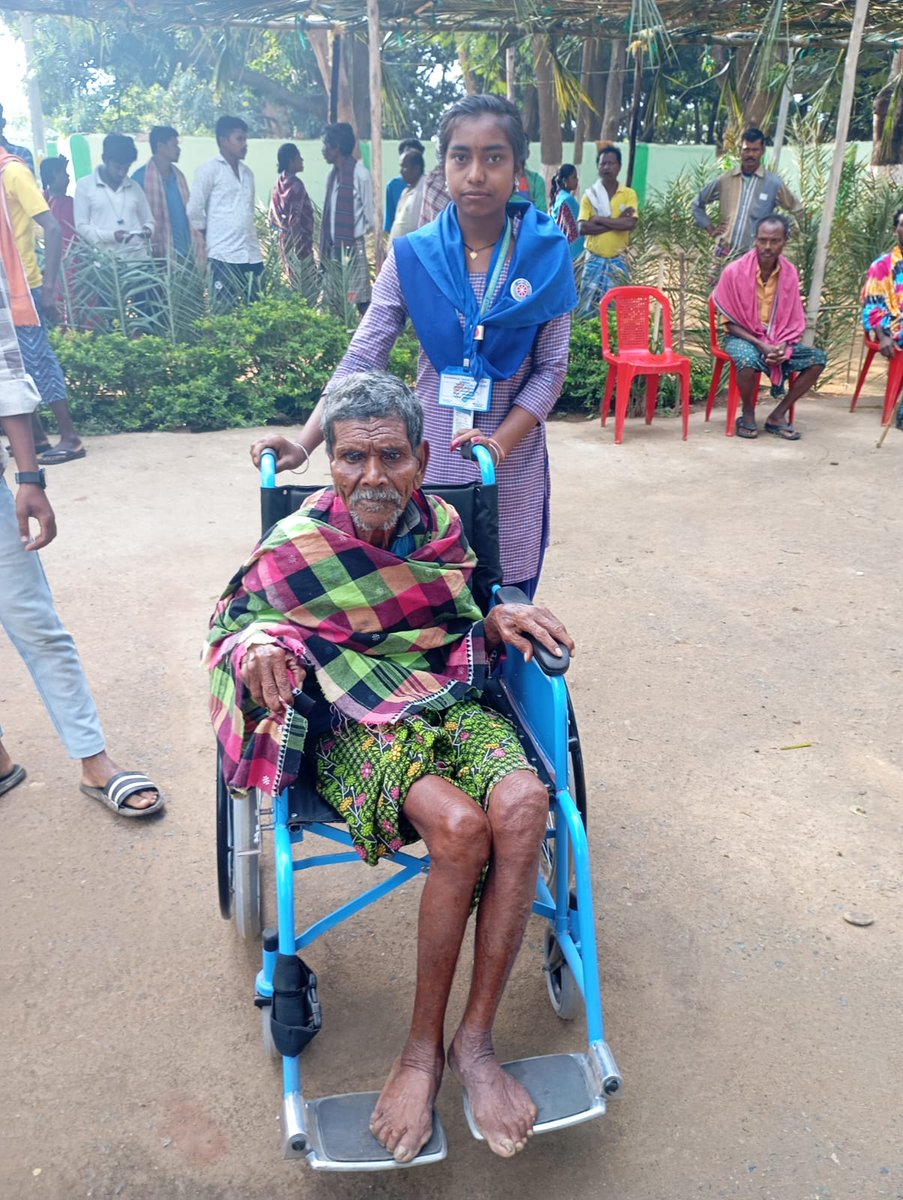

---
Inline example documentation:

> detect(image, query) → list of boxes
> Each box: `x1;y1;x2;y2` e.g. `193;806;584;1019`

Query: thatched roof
6;0;903;47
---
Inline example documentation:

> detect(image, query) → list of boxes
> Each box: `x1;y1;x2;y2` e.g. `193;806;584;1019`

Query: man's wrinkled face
329;416;428;538
740;139;766;174
754;220;787;267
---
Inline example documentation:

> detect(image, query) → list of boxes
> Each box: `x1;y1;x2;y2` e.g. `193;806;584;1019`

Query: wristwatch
14;469;47;489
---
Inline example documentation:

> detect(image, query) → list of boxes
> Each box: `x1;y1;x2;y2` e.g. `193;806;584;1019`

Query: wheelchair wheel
215;754;262;939
539;701;586;891
543;924;581;1020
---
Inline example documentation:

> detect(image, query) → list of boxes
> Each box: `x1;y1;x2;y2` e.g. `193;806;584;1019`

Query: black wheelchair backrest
261;480;502;614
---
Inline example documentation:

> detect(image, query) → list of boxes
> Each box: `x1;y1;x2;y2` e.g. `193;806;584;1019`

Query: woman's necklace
463;240;497;261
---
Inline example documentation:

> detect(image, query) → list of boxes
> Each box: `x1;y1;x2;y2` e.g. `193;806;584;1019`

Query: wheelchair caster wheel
543;925;581;1020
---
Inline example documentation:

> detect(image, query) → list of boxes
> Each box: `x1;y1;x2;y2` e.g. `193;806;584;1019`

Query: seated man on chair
862;206;903;361
207;371;574;1163
713;214;827;441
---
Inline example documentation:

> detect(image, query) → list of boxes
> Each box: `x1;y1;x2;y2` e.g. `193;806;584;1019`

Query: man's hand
250;434;307;472
763;341;787;364
16;484;57;551
39;293;60;324
241;644;306;712
114;229;129;243
706;223;726;239
483;602;575;664
877;330;897;360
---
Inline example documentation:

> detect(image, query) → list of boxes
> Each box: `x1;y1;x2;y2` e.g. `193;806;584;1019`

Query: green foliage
558;317;607;412
50;295;352;433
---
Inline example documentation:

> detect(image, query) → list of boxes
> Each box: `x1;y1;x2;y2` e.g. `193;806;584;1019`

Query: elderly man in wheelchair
208;371;617;1169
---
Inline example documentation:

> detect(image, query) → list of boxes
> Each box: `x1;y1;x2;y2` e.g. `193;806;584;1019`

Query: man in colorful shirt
693;127;802;258
861;206;903;358
133;126;202;261
212;370;574;1163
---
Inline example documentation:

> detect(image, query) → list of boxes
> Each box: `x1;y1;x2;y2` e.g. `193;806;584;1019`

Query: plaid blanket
207;487;488;794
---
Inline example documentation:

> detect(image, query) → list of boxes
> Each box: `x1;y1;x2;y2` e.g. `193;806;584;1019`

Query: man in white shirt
389;149;425;241
187;115;263;308
73;134;154;260
319;122;374;314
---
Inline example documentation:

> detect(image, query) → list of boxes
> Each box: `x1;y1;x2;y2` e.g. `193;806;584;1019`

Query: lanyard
464;217;513;374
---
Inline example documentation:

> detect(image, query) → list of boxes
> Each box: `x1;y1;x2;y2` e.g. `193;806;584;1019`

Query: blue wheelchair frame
236;447;621;1166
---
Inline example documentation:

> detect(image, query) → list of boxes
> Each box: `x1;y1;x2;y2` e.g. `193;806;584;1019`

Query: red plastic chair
849;331;903;425
599;286;690;444
705;296;796;436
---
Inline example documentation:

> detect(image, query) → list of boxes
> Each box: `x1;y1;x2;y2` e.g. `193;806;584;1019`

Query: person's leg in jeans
0;478;159;809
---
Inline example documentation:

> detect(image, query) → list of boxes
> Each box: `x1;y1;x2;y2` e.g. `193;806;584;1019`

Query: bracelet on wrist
291;443;311;475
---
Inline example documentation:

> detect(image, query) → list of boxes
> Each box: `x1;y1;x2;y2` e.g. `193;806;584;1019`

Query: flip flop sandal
80;771;165;818
0;764;26;797
764;422;801;441
736;419;758;439
39;446;87;465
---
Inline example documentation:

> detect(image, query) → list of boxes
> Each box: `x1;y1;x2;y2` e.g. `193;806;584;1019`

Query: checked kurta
206;488;489;796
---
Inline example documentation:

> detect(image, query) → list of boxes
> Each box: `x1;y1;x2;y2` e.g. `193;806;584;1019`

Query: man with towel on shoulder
576;144;638;318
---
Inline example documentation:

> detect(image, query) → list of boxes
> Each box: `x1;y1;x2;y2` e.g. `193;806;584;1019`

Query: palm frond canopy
6;0;903;46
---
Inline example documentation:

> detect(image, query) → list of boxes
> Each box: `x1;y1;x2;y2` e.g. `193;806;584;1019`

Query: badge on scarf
510;277;532;301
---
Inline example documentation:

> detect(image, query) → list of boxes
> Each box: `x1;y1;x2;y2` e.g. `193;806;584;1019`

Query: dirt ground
1;392;901;1200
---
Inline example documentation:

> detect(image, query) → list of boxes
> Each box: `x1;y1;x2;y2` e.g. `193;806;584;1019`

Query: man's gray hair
321;371;423;455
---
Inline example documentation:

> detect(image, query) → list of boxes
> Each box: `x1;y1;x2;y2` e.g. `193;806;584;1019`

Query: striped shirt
326;243;571;584
693;165;801;254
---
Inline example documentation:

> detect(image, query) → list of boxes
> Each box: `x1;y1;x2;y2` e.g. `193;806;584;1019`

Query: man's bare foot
369;1044;444;1164
81;750;159;811
448;1026;537;1157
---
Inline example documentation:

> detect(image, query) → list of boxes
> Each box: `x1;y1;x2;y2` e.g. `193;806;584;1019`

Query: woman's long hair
549;163;577;208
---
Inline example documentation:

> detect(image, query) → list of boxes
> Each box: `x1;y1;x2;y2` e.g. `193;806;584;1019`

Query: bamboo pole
506;46;516;101
771;47;794;171
368;0;384;270
802;0;871;346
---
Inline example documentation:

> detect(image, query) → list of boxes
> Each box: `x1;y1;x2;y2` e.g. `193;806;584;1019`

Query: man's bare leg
736;366;761;435
369;776;491;1163
448;770;549;1157
47;399;82;454
764;362;825;427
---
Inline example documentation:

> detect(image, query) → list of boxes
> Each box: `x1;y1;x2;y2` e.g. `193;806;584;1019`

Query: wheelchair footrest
463;1053;607;1141
303;1092;447;1171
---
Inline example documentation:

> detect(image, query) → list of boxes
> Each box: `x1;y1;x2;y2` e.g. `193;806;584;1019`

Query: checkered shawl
207;487;488;794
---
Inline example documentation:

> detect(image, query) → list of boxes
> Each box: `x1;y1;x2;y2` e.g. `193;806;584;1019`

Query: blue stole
394;199;577;382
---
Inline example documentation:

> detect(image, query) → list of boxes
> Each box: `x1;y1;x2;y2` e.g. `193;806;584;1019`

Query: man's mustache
351;486;403;505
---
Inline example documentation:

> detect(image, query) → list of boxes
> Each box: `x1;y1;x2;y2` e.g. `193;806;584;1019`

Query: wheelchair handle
494;586;571;676
260;448;277;489
458;440;496;485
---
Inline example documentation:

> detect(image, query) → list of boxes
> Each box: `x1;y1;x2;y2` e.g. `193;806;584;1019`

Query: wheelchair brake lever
291;687;316;717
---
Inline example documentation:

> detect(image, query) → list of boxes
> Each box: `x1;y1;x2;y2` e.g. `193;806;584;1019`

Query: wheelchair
215;445;622;1170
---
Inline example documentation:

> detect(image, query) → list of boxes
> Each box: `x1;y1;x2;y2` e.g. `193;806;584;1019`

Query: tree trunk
522;85;540;142
573;37;594;162
533;34;562;179
625;48;643;187
872;48;903;176
350;35;371;139
457;40;480;95
307;28;355;128
602;39;625;142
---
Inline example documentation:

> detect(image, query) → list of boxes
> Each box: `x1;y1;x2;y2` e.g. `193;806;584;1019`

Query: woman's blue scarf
394;198;577;382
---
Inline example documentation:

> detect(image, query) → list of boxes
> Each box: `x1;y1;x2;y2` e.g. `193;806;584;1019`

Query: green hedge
49;293;711;434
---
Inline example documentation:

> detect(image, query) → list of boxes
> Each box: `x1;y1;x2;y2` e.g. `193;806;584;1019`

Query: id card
438;367;492;413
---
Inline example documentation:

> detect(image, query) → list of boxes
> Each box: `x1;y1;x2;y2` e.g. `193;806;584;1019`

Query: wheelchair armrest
493;586;571;677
